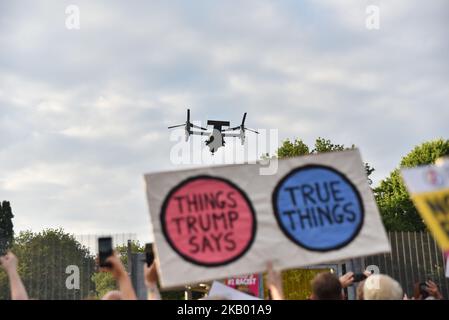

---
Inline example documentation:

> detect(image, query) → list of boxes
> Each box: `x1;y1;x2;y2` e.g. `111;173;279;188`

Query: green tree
375;139;449;231
270;137;375;183
276;138;310;158
0;229;96;300
91;268;117;298
275;137;348;158
0;201;14;256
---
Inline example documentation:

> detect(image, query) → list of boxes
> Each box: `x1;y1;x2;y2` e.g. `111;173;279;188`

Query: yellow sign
411;189;449;249
402;158;449;250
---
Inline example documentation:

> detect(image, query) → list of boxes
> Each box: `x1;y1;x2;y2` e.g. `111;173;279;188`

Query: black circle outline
272;164;365;252
160;175;257;267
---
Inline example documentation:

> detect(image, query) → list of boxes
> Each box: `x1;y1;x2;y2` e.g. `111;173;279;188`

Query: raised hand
0;251;19;274
425;280;443;300
0;251;28;300
266;261;284;300
144;262;161;300
339;272;354;288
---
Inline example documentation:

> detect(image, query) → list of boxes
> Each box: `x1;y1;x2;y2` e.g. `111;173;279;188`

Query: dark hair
311;272;342;300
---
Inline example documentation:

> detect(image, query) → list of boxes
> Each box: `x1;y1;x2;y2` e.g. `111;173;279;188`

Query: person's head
311;272;343;300
363;274;403;300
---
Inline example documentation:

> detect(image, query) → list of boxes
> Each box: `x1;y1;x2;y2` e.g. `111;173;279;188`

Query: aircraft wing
222;133;240;137
189;130;211;136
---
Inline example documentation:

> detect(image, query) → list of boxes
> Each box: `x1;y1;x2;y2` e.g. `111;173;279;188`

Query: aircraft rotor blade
168;124;185;129
229;126;241;130
244;127;259;134
241;112;247;126
187;109;190;123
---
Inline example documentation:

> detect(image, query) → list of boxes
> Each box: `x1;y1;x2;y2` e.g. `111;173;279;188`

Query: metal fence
2;231;448;299
363;231;449;298
75;233;137;254
0;233;136;300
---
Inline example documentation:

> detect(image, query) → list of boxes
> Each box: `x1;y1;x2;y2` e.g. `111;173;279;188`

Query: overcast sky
0;0;448;244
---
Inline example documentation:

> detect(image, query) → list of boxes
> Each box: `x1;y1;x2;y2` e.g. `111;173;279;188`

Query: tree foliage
0;229;96;300
0;201;14;256
273;137;375;183
375;139;449;231
91;268;117;299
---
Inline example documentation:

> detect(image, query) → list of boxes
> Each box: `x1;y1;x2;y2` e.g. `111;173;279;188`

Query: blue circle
272;165;364;251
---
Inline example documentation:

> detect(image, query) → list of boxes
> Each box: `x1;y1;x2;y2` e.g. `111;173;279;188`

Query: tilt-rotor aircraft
168;109;259;154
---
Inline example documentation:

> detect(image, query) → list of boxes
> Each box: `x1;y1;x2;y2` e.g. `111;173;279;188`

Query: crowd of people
0;250;445;300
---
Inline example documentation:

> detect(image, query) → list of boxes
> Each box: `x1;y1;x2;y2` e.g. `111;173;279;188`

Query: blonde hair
363;275;403;300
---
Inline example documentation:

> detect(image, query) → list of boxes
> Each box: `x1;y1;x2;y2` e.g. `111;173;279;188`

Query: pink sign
161;176;256;266
225;274;261;298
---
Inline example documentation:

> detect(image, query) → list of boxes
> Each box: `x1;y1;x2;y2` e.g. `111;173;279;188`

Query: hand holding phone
352;273;368;282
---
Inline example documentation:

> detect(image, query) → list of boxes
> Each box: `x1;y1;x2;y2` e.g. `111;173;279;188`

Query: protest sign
145;149;390;288
208;281;261;300
401;158;449;250
160;176;256;266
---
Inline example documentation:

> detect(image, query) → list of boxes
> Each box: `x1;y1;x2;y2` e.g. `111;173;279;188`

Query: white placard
208;281;261;300
145;149;390;288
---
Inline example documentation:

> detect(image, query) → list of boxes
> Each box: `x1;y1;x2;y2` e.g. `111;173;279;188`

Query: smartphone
419;282;430;299
145;243;154;266
98;237;113;267
352;273;368;282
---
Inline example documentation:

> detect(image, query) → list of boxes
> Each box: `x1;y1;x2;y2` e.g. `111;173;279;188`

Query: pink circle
162;176;256;266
